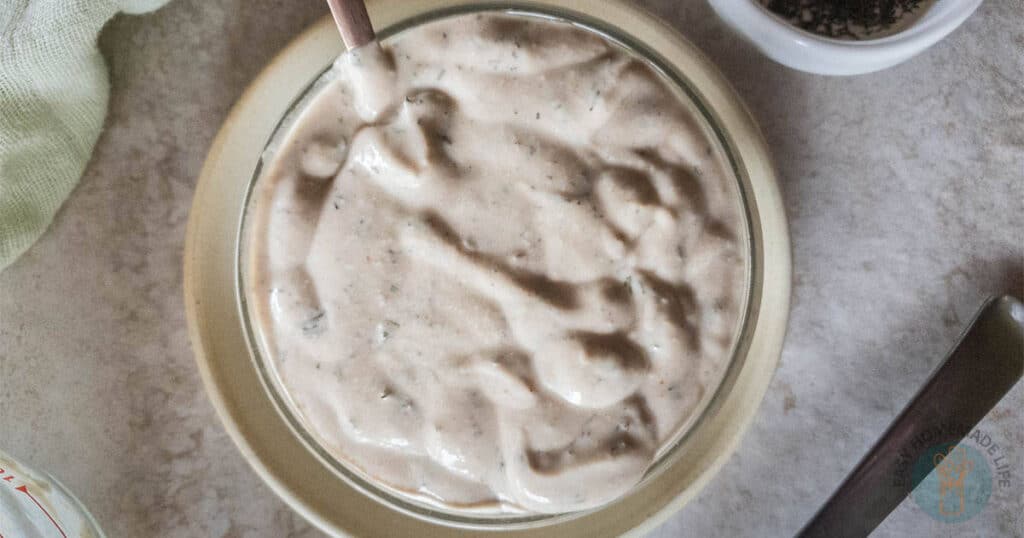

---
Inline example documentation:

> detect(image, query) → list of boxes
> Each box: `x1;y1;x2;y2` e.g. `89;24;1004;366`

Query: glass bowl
185;1;790;535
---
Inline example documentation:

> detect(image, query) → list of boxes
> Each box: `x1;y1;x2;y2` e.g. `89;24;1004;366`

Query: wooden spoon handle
326;0;376;49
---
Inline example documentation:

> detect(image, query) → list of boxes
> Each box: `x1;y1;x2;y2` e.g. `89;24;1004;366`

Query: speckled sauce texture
245;12;747;514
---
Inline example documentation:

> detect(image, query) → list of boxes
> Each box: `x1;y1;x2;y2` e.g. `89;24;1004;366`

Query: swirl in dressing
247;13;746;514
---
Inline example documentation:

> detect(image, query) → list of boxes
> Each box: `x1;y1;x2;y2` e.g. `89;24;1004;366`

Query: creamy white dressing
247;13;746;514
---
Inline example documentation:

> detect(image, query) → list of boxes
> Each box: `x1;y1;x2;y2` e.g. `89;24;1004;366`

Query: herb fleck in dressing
247;13;745;514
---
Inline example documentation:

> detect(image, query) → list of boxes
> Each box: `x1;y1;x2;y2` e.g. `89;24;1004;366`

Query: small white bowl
708;0;984;75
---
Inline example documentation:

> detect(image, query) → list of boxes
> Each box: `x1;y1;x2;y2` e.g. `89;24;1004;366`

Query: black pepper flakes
761;0;929;39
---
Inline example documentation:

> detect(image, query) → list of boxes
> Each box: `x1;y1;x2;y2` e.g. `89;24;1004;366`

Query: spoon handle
326;0;376;50
798;295;1024;538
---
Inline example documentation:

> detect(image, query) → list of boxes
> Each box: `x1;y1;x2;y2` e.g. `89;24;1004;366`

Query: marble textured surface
0;0;1021;536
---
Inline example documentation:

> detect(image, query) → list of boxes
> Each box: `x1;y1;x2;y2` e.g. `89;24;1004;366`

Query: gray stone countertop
1;1;1021;536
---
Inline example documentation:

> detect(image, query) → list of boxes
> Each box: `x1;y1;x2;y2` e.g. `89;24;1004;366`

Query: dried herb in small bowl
759;0;933;39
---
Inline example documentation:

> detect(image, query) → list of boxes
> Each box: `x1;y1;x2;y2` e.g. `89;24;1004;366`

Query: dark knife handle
798;295;1024;538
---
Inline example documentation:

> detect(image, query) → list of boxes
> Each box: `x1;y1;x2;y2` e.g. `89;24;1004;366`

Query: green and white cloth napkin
0;0;169;270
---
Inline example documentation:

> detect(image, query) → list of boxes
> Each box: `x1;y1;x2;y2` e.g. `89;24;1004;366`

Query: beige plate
184;1;791;536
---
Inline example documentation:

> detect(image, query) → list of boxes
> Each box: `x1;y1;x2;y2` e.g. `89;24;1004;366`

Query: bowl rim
711;0;984;53
239;4;760;527
184;1;791;535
